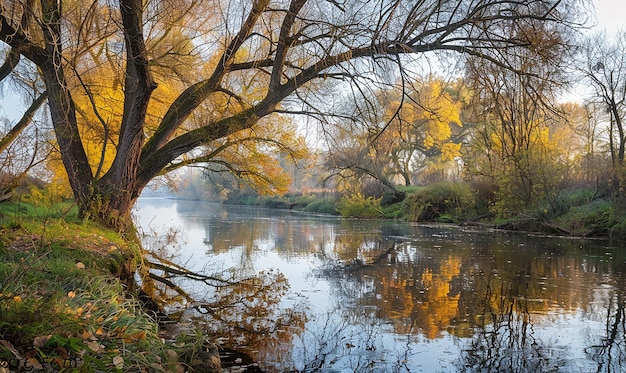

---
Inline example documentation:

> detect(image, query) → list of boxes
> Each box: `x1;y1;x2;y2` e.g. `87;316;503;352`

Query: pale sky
593;0;625;32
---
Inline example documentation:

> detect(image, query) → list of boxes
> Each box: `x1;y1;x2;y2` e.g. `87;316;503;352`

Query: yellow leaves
378;77;463;181
203;112;308;196
441;142;462;161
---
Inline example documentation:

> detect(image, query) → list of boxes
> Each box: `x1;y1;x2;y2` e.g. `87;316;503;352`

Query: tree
0;0;585;228
463;18;576;214
578;30;626;195
323;76;464;201
378;77;465;185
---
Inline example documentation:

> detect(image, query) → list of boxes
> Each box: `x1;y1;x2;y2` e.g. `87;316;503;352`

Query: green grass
0;197;212;372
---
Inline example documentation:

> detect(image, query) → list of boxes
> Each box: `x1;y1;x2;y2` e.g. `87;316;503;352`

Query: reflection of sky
134;198;626;372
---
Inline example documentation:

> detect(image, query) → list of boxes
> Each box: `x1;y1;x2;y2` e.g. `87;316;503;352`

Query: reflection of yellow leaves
421;268;433;288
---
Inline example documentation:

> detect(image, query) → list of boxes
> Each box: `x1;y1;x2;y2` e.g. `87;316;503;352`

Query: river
134;197;626;372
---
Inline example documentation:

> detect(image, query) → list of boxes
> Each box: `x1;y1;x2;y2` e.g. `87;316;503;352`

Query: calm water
134;198;626;373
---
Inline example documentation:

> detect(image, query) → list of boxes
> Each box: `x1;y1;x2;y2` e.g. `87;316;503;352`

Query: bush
337;194;385;218
573;200;626;237
542;188;595;218
258;195;290;209
382;202;406;220
302;199;338;215
404;182;478;222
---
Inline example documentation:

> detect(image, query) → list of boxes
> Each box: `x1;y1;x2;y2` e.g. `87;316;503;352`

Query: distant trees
578;30;626;195
323;77;464;200
462;18;576;214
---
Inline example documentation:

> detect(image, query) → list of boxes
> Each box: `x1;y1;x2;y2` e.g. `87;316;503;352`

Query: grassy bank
0;197;216;372
235;184;626;239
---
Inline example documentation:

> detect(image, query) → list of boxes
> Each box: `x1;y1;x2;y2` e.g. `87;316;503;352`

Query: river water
134;198;626;372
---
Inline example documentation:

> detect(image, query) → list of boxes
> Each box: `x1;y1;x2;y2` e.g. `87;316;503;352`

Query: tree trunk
81;0;156;229
39;0;94;213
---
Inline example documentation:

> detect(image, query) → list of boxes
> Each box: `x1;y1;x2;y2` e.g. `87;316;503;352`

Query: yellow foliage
201;112;308;196
440;142;462;160
383;77;462;159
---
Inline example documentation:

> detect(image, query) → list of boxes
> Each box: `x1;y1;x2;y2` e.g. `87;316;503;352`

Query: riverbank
0;198;219;372
224;184;626;239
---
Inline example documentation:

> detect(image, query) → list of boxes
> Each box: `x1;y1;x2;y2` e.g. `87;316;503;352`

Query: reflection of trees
143;249;308;372
586;283;626;372
458;276;565;372
326;241;463;339
192;269;309;371
323;233;616;349
292;309;410;373
378;253;462;339
142;200;626;370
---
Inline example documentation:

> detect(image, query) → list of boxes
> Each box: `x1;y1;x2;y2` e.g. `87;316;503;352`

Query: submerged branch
147;260;239;288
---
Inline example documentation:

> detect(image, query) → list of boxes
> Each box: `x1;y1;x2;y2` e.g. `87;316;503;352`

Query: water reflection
134;198;626;372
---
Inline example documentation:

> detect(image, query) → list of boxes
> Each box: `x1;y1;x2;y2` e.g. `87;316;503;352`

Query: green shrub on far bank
405;182;479;223
337;194;385;218
258;195;291;209
552;198;626;238
224;192;340;214
302;199;338;215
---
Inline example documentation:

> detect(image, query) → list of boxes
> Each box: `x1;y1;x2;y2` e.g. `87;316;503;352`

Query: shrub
543;196;626;238
337;193;385;218
382;202;406;220
404;182;478;222
258;195;290;209
302;199;338;215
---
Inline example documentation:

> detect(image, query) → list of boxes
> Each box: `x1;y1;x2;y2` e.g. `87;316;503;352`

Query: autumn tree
323;76;464;202
0;0;585;228
377;77;465;185
463;18;577;214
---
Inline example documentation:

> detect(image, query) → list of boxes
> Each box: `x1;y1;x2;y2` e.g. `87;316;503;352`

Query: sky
593;0;625;32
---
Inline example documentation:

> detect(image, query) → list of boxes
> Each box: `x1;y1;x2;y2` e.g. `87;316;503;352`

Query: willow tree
0;0;584;228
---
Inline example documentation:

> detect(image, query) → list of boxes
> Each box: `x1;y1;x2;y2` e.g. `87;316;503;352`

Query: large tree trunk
40;0;94;213
84;0;156;228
